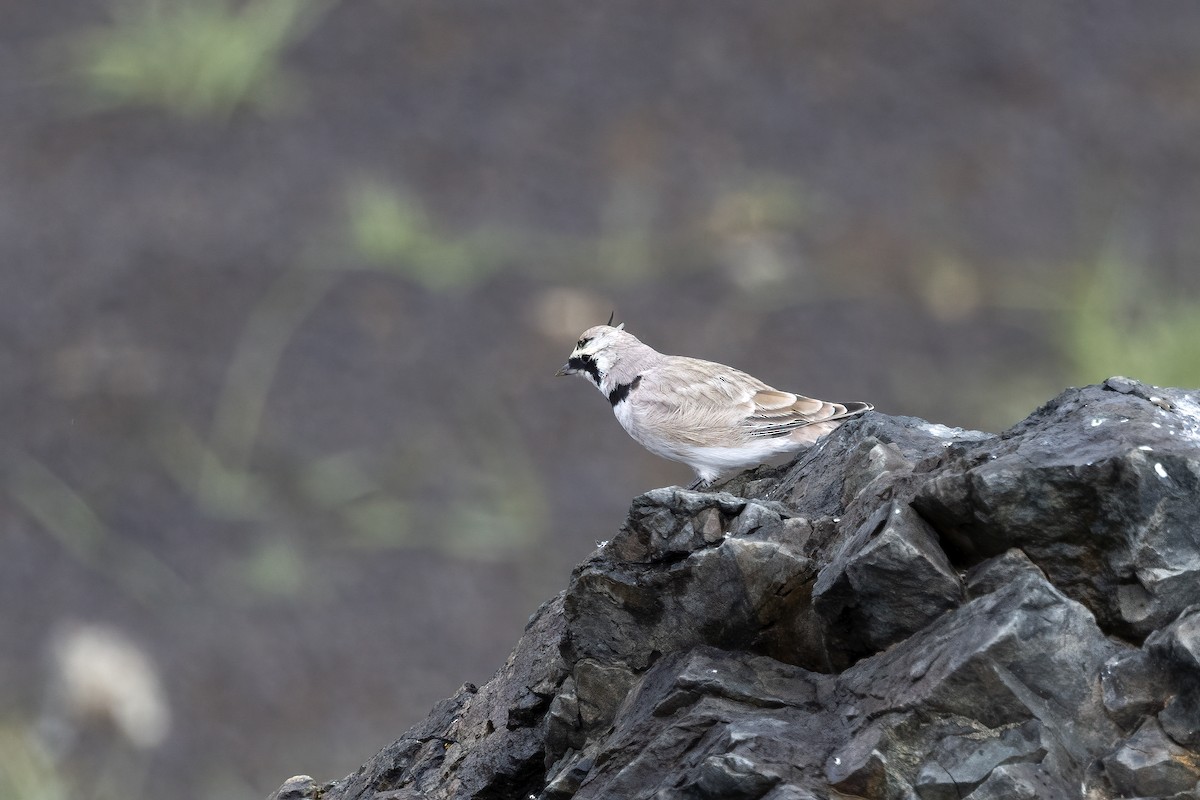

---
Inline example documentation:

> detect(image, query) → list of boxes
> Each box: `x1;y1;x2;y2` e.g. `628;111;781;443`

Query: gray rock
1104;718;1200;797
1142;605;1200;749
841;552;1122;755
569;649;834;798
272;380;1200;800
963;548;1041;598
1102;649;1169;729
691;752;781;799
544;677;583;755
814;501;964;660
823;724;890;797
914;720;1045;800
1147;604;1200;672
541;750;593;800
759;788;824;800
769;412;993;521
562;490;827;676
1161;692;1200;749
914;382;1200;640
266;775;316;800
963;763;1073;800
572;659;637;733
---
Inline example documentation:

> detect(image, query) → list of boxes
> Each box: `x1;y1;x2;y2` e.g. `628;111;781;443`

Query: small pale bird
556;320;873;488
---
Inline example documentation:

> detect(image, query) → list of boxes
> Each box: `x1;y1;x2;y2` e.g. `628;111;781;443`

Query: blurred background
3;1;1200;798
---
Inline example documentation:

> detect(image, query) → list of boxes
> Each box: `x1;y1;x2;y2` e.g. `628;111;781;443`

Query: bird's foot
686;477;713;491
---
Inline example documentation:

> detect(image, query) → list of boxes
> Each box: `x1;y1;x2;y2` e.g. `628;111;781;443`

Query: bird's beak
555;363;577;377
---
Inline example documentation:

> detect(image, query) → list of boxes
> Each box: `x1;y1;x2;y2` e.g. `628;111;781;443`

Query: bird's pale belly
612;397;800;479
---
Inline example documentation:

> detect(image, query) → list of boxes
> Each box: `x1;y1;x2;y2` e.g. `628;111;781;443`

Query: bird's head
555;322;636;388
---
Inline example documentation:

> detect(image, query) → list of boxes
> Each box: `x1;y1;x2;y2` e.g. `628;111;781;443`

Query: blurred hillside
2;2;1200;798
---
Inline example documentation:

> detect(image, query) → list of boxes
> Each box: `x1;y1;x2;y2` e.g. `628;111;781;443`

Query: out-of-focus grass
58;0;327;119
345;180;506;291
156;421;278;522
299;450;413;549
0;718;154;800
441;442;547;561
434;393;550;560
1068;256;1200;389
0;724;66;800
203;268;338;516
343;175;817;291
230;536;307;597
341;496;412;547
706;178;812;291
6;453;188;604
141;241;548;574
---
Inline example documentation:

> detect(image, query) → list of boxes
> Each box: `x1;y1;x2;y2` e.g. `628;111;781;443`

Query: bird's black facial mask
568;354;601;384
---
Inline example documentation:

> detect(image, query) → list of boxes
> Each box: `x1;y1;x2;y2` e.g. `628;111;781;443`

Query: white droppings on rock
1138;446;1153;451
1091;418;1105;427
1155;463;1169;480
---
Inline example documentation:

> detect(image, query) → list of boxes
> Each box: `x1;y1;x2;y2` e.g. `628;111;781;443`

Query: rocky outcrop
270;378;1200;799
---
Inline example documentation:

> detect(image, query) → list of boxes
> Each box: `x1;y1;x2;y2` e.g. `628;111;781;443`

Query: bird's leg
686;477;712;491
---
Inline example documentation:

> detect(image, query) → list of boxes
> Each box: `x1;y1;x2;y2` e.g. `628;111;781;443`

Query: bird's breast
606;374;642;407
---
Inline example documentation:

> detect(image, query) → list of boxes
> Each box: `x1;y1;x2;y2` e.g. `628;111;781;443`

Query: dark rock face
270;379;1200;800
914;376;1200;641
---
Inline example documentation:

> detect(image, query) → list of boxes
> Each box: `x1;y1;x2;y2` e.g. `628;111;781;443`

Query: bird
555;318;873;488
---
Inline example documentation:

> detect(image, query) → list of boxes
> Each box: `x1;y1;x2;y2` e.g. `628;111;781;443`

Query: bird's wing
628;357;765;444
744;391;873;438
635;357;870;443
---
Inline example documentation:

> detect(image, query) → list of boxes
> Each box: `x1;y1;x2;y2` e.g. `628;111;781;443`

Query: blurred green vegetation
437;406;549;561
345;181;505;291
60;0;326;119
1068;256;1200;390
202;268;339;518
229;535;308;597
0;724;65;800
344;177;815;291
140;240;551;580
0;720;158;800
6;454;187;604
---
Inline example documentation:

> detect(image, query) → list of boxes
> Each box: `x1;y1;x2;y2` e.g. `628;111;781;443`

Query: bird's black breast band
608;375;643;406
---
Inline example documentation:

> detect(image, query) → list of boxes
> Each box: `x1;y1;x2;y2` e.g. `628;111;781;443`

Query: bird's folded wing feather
745;389;858;437
629;359;763;442
634;358;864;443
